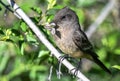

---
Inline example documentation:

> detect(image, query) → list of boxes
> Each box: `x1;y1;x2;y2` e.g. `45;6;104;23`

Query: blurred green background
0;0;120;81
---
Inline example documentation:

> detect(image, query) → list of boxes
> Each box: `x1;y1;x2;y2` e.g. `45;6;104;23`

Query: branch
0;0;13;13
86;0;116;38
4;0;90;81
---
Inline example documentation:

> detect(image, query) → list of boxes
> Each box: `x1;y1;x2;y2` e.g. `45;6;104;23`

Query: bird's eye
61;14;72;21
61;16;66;20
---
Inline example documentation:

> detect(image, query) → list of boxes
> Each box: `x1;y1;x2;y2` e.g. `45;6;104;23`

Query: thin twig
0;0;13;13
48;66;53;81
86;0;116;38
57;61;62;79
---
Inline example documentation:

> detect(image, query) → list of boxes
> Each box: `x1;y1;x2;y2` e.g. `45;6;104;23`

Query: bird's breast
53;27;84;58
54;28;74;52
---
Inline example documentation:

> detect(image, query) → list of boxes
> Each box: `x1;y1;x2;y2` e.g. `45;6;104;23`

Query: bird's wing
72;29;98;58
72;30;111;74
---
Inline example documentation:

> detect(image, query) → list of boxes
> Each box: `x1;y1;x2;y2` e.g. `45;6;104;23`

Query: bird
50;7;111;74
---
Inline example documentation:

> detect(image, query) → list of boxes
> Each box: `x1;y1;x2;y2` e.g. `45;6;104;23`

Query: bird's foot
70;68;79;76
59;54;71;62
70;60;82;76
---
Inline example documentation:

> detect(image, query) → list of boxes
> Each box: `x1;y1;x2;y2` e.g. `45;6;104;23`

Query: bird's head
51;7;79;28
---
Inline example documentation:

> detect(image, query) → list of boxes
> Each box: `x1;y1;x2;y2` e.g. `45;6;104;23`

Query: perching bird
50;7;111;74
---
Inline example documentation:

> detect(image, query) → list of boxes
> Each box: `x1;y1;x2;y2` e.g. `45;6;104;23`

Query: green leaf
0;36;9;41
77;0;97;7
38;50;49;58
101;37;108;47
0;55;9;74
112;65;120;70
107;34;117;49
75;9;85;24
20;22;28;32
26;34;36;42
30;65;47;79
113;48;120;55
97;48;107;60
21;43;26;55
47;0;56;10
5;29;12;36
31;7;42;14
102;33;118;49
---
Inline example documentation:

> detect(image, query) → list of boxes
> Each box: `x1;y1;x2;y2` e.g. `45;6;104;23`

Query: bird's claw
70;68;79;76
59;54;70;62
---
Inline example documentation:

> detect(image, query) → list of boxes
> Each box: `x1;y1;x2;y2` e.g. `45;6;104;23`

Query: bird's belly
55;36;84;58
53;27;86;58
56;39;75;54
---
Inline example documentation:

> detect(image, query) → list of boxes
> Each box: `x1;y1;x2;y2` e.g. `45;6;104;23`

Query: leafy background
0;0;120;81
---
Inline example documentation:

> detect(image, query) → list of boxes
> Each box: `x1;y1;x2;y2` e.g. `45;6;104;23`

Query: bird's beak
44;22;56;35
45;22;56;29
50;20;58;29
50;22;56;27
50;20;56;27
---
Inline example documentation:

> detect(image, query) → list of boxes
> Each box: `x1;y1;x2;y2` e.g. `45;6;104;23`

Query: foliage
0;0;120;81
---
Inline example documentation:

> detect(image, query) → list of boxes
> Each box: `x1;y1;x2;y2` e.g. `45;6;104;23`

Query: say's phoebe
49;7;111;74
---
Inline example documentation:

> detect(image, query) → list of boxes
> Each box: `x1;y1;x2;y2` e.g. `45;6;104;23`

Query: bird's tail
92;55;111;74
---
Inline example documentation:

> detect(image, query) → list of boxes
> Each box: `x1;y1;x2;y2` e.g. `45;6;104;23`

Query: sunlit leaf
0;36;9;41
38;50;49;58
47;0;56;10
26;34;36;42
112;65;120;70
75;9;85;24
31;7;42;14
21;43;26;55
113;48;120;55
20;22;28;32
101;37;108;47
97;48;107;60
6;29;12;36
107;34;117;49
102;33;118;50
